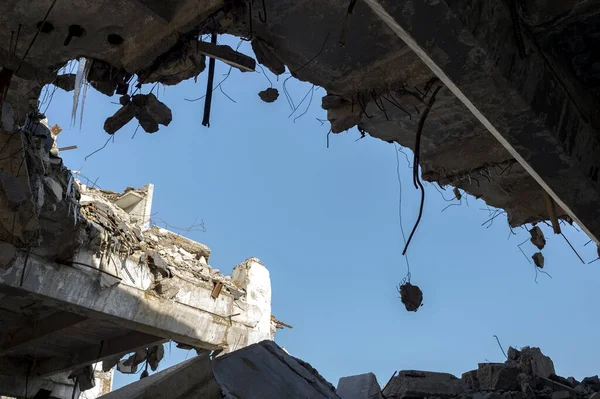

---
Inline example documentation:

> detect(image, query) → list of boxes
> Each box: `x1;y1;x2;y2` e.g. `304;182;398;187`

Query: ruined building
1;0;599;397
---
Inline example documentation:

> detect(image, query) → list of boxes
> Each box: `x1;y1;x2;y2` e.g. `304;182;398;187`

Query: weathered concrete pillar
231;258;272;348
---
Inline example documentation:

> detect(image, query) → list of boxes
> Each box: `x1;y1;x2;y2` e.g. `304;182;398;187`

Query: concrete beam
195;41;257;72
0;253;235;351
0;311;87;356
364;0;600;243
34;331;163;377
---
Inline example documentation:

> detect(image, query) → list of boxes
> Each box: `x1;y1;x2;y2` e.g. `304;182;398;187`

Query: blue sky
44;36;600;390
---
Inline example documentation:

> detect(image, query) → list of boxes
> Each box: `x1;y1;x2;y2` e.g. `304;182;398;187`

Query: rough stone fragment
337;373;383;399
154;278;180;299
532;252;545;268
382;370;465;398
104;102;136;134
147;344;165;371
140;39;206;85
0;241;17;269
566;377;580;387
529;226;546;250
477;363;520;391
0;172;27;210
518;347;555;378
400;282;423;312
145;93;172;126
462;370;479;390
259;88;279;103
252;38;285;75
54;73;76;92
135;107;159;133
87;60;130;96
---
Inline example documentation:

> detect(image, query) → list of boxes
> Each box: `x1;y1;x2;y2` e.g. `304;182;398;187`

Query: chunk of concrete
259;88;279;103
322;95;362;133
140;39;207;86
532;252;544;268
513;347;556;378
104;102;136;134
337;373;384;399
529;226;546;250
382;370;465;398
54;73;76;92
582;376;600;391
135;107;159;133
145;93;172;126
462;370;480;390
0;241;17;269
537;376;577;399
477;363;520;391
400;282;423;312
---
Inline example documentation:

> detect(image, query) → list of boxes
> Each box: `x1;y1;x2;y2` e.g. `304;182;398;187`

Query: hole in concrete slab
36;21;54;33
107;34;124;46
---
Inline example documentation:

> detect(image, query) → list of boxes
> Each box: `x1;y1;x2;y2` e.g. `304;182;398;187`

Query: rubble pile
338;347;599;399
77;183;247;300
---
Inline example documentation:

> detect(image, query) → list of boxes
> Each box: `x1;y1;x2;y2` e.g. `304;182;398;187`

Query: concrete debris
195;40;256;72
54;74;77;92
103;102;136;134
252;38;286;75
383;370;465;398
532;252;545;268
399;282;423;312
322;94;362;133
87;59;131;97
337;373;384;399
477;363;521;391
529;226;546;250
259;88;279;103
139;39;207;85
506;346;556;379
147;344;165;371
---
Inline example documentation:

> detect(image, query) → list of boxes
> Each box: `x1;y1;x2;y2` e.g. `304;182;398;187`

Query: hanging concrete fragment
399;282;423;312
147;344;165;371
529;226;546;250
259;88;279;103
103;102;136;134
54;73;76;92
87;59;131;96
139;39;207;85
132;93;172;133
532;252;545;268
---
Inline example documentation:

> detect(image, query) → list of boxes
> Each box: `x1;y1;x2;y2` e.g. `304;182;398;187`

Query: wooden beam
0;312;87;356
34;331;164;377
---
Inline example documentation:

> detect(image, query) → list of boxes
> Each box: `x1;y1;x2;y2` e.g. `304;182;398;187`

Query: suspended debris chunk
139;38;207;85
132;93;172;133
259;88;279;103
532;252;545;268
147;344;165;371
104;102;136;134
529;226;546;250
453;187;462;201
54;73;76;92
252;38;285;75
87;59;131;96
399;282;423;312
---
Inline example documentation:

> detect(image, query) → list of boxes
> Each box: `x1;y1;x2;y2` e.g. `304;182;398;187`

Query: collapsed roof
1;0;600;237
